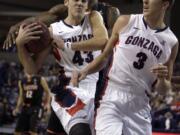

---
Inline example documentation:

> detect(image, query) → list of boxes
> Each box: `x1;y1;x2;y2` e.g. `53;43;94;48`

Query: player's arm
16;23;51;74
152;42;179;94
13;80;23;115
41;77;51;112
71;11;108;51
76;15;130;80
3;4;67;50
106;6;120;36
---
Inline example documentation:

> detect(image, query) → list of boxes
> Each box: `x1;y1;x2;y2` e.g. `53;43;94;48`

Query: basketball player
13;74;51;135
3;0;119;50
8;0;119;134
9;1;119;134
72;0;179;134
15;0;108;135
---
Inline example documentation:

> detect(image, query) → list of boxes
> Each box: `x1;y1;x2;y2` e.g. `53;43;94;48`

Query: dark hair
163;0;175;9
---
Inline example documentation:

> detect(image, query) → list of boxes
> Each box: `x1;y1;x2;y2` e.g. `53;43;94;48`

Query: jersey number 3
133;52;147;70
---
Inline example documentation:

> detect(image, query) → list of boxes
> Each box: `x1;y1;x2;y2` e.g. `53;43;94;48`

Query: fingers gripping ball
25;21;51;53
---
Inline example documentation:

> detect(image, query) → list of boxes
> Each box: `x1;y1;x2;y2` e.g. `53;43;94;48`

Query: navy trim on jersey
62;17;85;28
142;17;148;29
155;26;168;33
62;20;73;28
142;16;168;33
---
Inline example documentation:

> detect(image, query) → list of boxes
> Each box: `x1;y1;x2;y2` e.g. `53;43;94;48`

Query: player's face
143;0;168;18
66;0;88;19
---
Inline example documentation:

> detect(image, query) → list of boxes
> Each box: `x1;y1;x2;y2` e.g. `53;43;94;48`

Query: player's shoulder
116;15;131;24
89;10;102;17
88;10;104;22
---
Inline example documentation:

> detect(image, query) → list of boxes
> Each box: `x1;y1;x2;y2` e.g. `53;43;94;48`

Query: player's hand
3;25;18;50
13;108;19;116
70;71;79;87
44;104;51;114
16;23;43;47
70;70;87;87
151;63;168;79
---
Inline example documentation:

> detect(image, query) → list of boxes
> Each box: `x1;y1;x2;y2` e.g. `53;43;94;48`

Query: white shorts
95;83;152;135
51;84;96;134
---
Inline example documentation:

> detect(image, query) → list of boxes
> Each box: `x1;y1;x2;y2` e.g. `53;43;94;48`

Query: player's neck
144;15;166;30
65;15;84;26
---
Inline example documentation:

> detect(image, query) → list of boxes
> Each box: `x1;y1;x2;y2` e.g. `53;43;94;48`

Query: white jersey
108;14;178;93
51;15;100;86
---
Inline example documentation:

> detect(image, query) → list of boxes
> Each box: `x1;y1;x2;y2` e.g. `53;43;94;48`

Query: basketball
25;21;51;53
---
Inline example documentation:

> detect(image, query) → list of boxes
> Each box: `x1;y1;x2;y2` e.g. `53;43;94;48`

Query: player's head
64;0;88;19
143;0;174;18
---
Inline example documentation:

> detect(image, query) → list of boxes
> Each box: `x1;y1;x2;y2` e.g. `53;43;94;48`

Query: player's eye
82;0;88;3
74;0;88;3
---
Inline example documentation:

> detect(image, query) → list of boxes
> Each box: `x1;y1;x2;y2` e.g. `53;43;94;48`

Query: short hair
163;0;175;9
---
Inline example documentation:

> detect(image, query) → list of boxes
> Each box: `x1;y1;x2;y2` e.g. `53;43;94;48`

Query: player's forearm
154;78;171;95
16;95;23;109
71;37;108;51
12;13;57;31
13;17;38;31
35;13;59;26
84;54;107;75
16;45;38;74
44;94;51;106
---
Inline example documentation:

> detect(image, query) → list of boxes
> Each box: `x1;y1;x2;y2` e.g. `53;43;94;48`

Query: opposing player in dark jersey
13;74;51;135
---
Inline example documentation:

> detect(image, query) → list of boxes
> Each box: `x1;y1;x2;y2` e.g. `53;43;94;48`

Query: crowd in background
0;60;179;133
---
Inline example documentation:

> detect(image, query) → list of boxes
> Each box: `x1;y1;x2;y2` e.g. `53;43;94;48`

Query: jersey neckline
142;16;168;33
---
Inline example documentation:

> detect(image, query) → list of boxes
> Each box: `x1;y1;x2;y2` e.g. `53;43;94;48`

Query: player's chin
143;11;150;17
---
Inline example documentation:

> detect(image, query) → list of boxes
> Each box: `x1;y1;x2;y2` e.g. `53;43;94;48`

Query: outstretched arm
71;11;108;51
16;23;51;74
3;4;67;50
54;11;109;51
76;15;130;81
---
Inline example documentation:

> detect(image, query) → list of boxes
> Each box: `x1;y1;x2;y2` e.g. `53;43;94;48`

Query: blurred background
0;0;179;135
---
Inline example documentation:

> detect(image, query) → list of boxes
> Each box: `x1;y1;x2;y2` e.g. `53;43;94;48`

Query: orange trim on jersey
53;47;61;61
94;53;114;128
47;129;66;135
115;40;120;46
66;98;85;116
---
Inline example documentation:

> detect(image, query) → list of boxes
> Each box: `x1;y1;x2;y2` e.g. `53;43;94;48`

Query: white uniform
95;14;178;135
50;15;100;134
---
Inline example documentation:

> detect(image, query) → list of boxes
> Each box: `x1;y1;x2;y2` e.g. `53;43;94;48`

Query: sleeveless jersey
108;14;178;93
20;76;44;106
51;15;100;84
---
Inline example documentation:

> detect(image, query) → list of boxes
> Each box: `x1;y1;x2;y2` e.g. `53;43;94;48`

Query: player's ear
64;0;68;6
162;0;169;10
